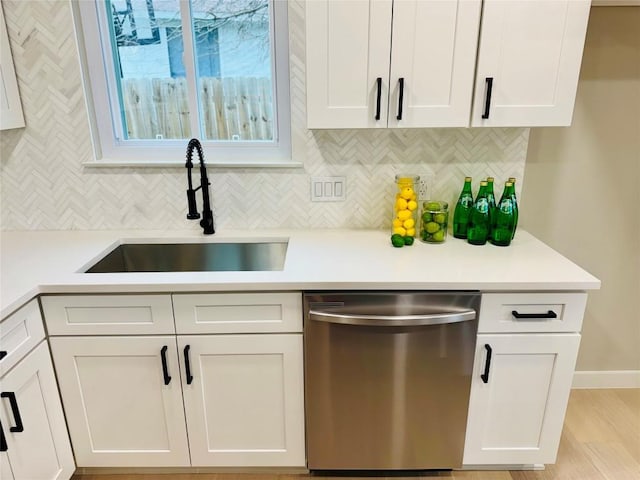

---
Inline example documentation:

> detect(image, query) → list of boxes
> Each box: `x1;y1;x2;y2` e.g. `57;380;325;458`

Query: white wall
521;7;640;372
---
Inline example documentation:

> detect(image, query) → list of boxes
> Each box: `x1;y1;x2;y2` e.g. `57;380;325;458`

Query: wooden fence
122;77;274;141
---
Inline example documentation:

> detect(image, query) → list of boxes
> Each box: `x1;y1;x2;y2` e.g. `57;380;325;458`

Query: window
74;0;292;166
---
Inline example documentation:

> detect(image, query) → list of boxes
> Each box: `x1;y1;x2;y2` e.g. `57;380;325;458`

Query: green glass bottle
453;177;474;239
508;177;519;240
486;177;496;240
467;181;490;245
491;181;516;246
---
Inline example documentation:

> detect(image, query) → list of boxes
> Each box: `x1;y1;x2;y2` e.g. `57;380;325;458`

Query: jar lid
395;174;420;184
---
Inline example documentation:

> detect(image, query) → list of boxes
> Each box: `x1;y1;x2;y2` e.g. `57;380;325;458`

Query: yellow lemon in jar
400;187;414;200
403;218;415;229
397;209;412;221
406;228;416;237
393;226;407;236
407;200;418;211
392;218;403;228
395;198;408;211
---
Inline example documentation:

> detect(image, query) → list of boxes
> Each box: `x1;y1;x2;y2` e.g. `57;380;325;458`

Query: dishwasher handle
308;308;476;327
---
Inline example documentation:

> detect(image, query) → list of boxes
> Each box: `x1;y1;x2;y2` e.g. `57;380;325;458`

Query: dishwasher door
304;292;480;471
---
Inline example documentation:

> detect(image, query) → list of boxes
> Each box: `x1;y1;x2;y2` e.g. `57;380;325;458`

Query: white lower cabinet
45;292;306;469
463;333;581;465
49;336;191;467
179;334;305;466
0;341;75;480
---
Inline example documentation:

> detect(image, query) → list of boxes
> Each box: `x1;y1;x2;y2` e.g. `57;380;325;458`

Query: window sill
82;159;304;169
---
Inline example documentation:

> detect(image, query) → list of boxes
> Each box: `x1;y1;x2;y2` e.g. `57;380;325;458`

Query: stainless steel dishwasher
304;291;480;471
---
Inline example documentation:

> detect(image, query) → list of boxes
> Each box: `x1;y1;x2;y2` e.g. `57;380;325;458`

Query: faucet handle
186;189;201;220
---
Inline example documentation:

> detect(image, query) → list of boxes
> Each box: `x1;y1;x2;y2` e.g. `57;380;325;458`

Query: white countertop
0;229;600;319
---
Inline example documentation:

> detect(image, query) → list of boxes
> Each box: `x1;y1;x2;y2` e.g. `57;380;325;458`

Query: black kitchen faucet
185;138;215;235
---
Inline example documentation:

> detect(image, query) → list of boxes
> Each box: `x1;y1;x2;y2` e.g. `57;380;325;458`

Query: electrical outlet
418;178;429;200
311;176;346;202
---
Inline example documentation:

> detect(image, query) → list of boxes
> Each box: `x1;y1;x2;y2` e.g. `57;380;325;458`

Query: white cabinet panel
0;342;75;480
463;333;580;465
389;0;481;127
479;292;587;333
0;5;24;130
472;0;591;126
306;0;392;128
172;292;302;334
49;336;190;467
0;300;45;376
179;334;305;467
41;295;175;335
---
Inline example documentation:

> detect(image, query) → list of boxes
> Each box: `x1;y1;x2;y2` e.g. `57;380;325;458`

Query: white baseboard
572;370;640;389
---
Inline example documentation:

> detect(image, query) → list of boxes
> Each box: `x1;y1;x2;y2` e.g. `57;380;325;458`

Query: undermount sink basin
85;241;288;273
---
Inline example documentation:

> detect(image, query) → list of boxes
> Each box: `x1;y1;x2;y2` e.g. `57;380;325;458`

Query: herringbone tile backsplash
0;0;527;231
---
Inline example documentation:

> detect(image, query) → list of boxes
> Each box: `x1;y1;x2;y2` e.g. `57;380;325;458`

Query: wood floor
72;389;640;480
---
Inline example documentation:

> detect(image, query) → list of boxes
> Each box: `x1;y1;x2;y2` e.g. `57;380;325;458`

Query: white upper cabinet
0;4;24;130
306;0;393;128
306;0;590;129
388;0;482;127
306;0;481;128
471;0;591;127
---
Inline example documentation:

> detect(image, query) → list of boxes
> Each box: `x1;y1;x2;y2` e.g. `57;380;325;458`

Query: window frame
73;0;294;167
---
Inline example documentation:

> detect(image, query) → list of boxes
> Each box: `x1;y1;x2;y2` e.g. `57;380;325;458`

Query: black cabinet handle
1;392;24;433
183;345;193;385
480;344;492;384
160;346;171;385
396;77;405;120
0;420;7;452
374;77;382;121
481;77;493;119
512;310;558;319
0;351;7;361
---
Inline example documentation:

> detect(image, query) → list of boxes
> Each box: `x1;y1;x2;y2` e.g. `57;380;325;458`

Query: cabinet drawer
479;293;587;333
41;295;175;335
173;292;302;334
0;299;45;376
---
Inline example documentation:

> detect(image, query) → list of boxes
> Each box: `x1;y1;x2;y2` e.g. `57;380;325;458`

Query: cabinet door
389;0;481;127
0;5;25;130
306;0;392;128
49;336;190;467
0;342;75;480
463;333;580;465
0;452;13;480
179;334;305;467
471;0;590;126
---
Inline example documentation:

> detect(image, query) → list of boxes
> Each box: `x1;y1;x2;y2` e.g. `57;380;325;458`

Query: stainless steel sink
85;241;288;273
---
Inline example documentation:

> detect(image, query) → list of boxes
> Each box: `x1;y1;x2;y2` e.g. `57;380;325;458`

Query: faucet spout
185;138;215;235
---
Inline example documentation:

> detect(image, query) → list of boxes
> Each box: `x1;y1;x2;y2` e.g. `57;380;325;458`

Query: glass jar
391;174;420;243
420;200;449;243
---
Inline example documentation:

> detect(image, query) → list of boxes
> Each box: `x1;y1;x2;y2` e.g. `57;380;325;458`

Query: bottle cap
505;181;513;186
465;176;472;181
486;177;494;182
509;177;516;183
480;180;488;186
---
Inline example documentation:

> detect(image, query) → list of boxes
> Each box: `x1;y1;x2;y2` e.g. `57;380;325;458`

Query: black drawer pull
1;392;24;433
512;310;557;319
0;351;7;361
374;77;382;121
480;344;492;384
0;420;7;452
481;77;493;119
184;345;193;385
396;77;405;120
160;345;171;385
